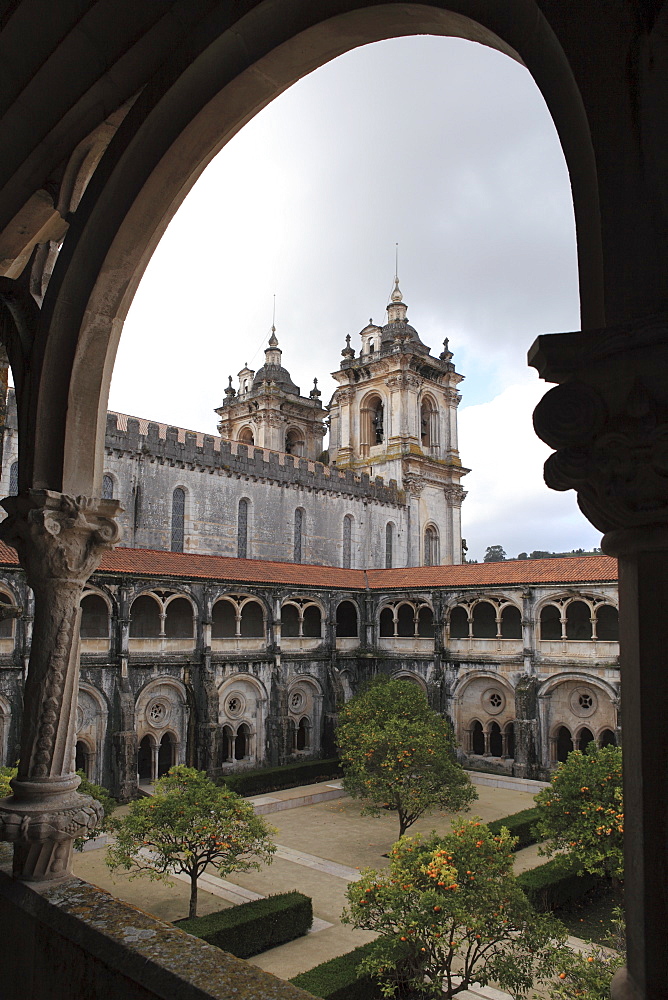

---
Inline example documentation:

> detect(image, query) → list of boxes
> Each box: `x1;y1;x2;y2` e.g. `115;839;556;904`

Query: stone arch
171;485;187;553
218;673;268;769
135;678;187;775
335;599;359;638
76;682;108;785
423;523;440;566
565;599;593;640
553;724;574;763
391;669;428;695
360;390;386;450
238;426;255;446
397;601;416;637
469;719;485;756
595;603;619;641
287;675;323;755
164;594;195;639
129;592;162;638
471;600;497;638
80;589;111;639
448;604;469;639
538;673;618;768
238;597;265;638
285;426;305;457
419;392;439;449
101;472;115;500
539;602;562;641
500;602;522;639
452;672;516;752
575;724;595;753
0;585;19;641
280;598;323;639
212;596;238;638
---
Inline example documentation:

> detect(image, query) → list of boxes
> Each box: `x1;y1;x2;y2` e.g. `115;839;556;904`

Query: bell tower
328;279;469;565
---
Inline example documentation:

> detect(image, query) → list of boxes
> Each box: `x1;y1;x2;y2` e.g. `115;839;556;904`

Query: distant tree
337;678;476;837
530;550;553;559
533;744;623;881
517;552;528;560
344;820;567;998
483;545;506;563
107;766;276;918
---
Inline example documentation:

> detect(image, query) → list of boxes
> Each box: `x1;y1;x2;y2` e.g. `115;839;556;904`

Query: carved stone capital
403;474;425;497
444;485;467;507
530;317;668;533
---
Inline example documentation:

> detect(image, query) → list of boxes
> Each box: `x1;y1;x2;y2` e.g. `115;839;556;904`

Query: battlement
105;412;402;505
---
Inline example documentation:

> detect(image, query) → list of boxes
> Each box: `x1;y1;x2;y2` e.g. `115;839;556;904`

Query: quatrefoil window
489;693;502;708
225;692;245;718
578;694;592;709
482;687;505;716
290;691;305;712
570;687;597;717
146;697;171;729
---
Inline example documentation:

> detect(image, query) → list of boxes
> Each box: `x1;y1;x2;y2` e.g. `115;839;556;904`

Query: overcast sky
109;35;601;563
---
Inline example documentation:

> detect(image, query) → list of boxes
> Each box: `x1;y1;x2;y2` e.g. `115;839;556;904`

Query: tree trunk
189;871;198;919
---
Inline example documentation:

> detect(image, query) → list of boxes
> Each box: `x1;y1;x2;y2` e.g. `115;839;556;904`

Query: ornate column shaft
530;317;668;1000
0;490;120;880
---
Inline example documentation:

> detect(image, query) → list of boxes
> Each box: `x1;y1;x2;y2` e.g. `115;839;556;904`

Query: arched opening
239;600;264;638
129;595;161;638
489;721;503;757
565;600;592;640
237;497;249;559
137;735;152;781
302;604;322;638
285;428;304;456
424;525;439;567
235;723;250;760
500;605;522;639
385;522;394;569
171;487;185;553
471;720;485;756
379;606;395;637
297;717;310;751
80;594;110;638
102;474;114;500
212;599;236;638
472;601;496;638
397;603;414;638
361;394;384;449
556;726;573;763
540;604;562;641
417;606;434;638
342;514;353;568
420;397;437;449
238;427;254;446
336;600;358;637
599;728;617;747
221;725;233;763
281;604;300;637
0;594;15;639
8;461;18;497
158;732;175;777
596;604;619;641
164;597;194;638
75;741;90;777
577;726;595;753
293;507;304;563
449;605;469;639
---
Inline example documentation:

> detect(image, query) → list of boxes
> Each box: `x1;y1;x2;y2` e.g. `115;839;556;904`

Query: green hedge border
175;891;313;959
517;858;602;912
487;807;541;851
290;942;384;999
218;757;343;797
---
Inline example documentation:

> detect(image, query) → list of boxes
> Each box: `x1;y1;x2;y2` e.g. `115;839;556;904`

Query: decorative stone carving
403;474;425;497
444;485;467;506
0;490;120;880
385;373;422;389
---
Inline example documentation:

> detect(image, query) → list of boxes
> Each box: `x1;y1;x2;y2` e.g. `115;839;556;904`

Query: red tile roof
0;541;617;590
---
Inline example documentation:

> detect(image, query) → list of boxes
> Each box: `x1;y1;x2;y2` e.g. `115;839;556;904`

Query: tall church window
342;515;353;568
372;399;384;443
8;461;17;497
293;507;304;563
420;397;438;450
385;522;394;569
238;498;249;559
102;474;114;500
171;487;185;553
134;484;142;531
424;525;439;566
361;394;385;450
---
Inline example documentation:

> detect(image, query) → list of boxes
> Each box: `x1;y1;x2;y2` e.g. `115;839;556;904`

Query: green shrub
290;942;385;999
518;858;601;912
175;891;312;959
487;807;541;851
219;757;342;797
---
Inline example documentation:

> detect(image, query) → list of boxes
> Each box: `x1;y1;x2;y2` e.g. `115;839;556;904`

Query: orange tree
336;677;476;837
106;766;275;918
533;743;623;880
344;819;567;998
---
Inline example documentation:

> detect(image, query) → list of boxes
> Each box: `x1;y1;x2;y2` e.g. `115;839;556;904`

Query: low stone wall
0;851;312;1000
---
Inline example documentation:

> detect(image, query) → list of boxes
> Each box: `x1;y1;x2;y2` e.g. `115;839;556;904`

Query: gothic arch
360;390;386;449
76;682;109;785
217;673;268;768
237;426;255;446
135;677;188;760
423;523;440;566
391;669;428;695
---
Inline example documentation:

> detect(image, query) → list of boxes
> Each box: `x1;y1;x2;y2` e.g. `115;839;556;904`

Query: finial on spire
440;337;453;361
224;375;236;398
310;377;321;399
268;328;278;348
341;333;355;359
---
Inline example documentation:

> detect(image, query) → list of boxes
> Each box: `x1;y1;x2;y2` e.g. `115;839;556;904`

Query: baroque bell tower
328;279;469;565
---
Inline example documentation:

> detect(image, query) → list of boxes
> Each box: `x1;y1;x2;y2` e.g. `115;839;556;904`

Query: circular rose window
146;698;171;728
290;690;305;712
225;692;245;718
570;687;597;718
482;687;506;716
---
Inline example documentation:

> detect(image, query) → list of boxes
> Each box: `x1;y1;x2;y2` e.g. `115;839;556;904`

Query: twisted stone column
0;490;120;880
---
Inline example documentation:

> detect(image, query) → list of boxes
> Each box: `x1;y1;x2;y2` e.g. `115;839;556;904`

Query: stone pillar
0;491;120;880
530;320;668;999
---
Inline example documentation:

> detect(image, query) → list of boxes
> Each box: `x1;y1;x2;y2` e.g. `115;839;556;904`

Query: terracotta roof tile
0;541;617;590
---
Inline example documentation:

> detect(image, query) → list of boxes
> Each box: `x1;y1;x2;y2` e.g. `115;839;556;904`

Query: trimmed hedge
219;757;343;797
175;891;312;959
290;942;385;1000
517;858;601;912
487;807;541;851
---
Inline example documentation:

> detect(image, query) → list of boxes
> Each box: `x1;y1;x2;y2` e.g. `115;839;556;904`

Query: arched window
212;599;236;638
80;594;109;638
342;514;353;568
235;723;250;760
134;483;142;530
238;427;254;446
8;461;18;497
566;600;592;640
171;487;185;553
472;601;496;638
285;428;304;456
75;740;90;777
371;398;384;443
599;728;617;747
379;607;395;637
449;605;469;639
297;717;310;751
424;525;439;566
102;474;114;500
362;394;384;448
158;733;174;776
397;603;414;638
281;604;300;638
240;600;263;637
336;600;358;638
417;606;434;638
420;398;438;448
385;522;394;569
540;604;562;641
577;727;595;753
221;725;233;763
137;735;152;780
489;722;503;757
500;605;522;639
294;507;304;563
556;726;573;763
471;720;485;755
164;597;193;638
596;604;619;641
130;595;161;638
0;594;15;638
237;498;249;559
302;605;321;638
